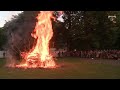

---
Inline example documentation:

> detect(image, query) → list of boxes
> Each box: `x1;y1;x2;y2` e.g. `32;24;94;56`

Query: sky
57;14;64;22
0;11;23;27
0;11;64;27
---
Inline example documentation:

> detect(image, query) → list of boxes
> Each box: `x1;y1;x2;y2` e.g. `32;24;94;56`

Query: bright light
0;11;23;27
57;14;64;22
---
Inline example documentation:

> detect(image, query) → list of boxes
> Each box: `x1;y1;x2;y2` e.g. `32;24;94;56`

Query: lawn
0;57;120;79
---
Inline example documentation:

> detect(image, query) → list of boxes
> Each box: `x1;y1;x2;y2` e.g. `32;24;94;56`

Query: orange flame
16;11;57;68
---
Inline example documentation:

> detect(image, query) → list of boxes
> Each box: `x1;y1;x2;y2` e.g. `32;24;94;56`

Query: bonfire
15;11;62;69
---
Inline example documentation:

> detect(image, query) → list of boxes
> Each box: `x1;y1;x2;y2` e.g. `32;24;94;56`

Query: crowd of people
2;49;120;60
56;50;120;60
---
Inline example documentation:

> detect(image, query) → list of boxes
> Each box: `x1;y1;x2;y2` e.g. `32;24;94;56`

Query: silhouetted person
58;51;60;58
3;52;5;58
61;51;64;57
112;54;118;60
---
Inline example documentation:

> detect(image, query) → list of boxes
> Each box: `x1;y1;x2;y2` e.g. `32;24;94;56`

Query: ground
0;57;120;79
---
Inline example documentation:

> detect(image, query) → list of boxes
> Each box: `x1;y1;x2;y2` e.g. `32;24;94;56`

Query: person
112;54;118;60
58;51;60;58
3;52;5;58
61;51;64;57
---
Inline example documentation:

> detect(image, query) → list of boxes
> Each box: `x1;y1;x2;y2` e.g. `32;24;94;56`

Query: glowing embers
16;54;56;68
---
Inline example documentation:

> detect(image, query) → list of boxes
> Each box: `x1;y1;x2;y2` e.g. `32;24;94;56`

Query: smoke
4;11;39;67
3;11;63;67
5;50;16;67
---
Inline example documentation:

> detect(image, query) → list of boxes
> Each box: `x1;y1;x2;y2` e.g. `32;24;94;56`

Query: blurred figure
3;51;5;58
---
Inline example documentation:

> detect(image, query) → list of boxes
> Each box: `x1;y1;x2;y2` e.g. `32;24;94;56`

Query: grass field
0;57;120;79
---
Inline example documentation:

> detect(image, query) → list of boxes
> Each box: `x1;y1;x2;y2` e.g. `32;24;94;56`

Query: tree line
0;11;120;52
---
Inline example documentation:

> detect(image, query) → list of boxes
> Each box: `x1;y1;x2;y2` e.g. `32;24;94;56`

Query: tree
63;11;118;50
63;11;84;50
94;11;118;49
3;11;63;60
4;11;39;60
113;11;120;49
0;27;7;50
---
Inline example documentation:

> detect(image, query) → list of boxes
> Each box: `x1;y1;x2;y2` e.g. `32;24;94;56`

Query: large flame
16;11;58;69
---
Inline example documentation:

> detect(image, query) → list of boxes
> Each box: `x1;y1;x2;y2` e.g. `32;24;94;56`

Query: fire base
15;59;57;69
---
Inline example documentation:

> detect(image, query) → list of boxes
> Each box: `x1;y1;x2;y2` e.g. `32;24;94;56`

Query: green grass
0;57;120;79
